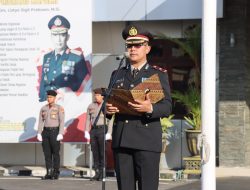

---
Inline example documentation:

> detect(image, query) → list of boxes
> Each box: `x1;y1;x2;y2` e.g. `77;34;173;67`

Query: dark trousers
113;148;160;190
90;126;107;170
42;128;60;170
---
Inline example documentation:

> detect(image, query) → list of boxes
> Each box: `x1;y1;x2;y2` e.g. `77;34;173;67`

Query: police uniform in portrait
85;88;114;181
39;15;89;102
37;90;65;180
107;25;172;190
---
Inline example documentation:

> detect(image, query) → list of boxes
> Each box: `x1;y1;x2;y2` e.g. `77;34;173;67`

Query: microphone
116;52;129;60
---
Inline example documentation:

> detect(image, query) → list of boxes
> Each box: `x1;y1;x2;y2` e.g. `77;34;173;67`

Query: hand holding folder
107;74;165;115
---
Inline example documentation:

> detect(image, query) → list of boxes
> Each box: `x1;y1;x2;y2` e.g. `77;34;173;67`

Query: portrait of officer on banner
38;15;90;102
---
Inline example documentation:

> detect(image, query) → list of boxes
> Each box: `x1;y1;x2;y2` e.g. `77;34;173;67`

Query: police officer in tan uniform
37;90;65;180
84;88;113;181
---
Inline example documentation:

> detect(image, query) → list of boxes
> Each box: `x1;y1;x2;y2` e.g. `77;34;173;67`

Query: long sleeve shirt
85;102;113;135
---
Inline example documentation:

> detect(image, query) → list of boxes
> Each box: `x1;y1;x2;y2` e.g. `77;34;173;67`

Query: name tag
142;77;148;82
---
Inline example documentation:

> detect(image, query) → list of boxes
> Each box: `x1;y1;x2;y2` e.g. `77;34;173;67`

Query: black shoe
42;168;52;180
97;172;103;181
42;174;51;180
90;169;100;181
52;169;60;180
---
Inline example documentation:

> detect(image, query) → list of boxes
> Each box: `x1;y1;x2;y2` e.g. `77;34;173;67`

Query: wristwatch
145;104;153;118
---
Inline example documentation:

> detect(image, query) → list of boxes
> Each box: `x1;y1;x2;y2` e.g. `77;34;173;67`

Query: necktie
132;68;139;78
56;54;61;62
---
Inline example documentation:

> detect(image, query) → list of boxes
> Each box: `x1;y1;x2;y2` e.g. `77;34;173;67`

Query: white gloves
84;131;111;140
56;134;63;141
85;131;90;140
105;133;112;140
37;134;63;141
37;134;43;142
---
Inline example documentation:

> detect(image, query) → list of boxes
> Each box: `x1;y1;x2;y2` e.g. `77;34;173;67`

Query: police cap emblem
122;24;153;44
129;27;137;36
54;17;62;27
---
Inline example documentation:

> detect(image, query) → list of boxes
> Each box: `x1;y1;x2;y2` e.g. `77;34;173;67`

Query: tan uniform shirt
38;103;65;135
85;102;113;135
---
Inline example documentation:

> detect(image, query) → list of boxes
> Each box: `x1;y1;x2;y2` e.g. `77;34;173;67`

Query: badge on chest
114;78;124;88
50;109;58;119
62;61;75;75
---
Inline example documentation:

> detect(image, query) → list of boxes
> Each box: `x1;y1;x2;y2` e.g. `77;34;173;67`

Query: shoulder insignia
112;69;119;75
47;49;53;54
45;48;53;53
44;50;53;57
70;48;83;56
152;65;168;73
111;67;126;76
89;103;95;108
60;107;64;113
66;49;70;54
55;104;64;113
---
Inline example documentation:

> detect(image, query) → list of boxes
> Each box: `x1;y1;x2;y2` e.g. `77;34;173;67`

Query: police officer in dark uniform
106;24;172;190
84;88;113;181
39;15;89;102
37;90;65;180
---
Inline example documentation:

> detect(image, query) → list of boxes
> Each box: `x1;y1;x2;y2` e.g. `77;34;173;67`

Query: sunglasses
126;43;148;49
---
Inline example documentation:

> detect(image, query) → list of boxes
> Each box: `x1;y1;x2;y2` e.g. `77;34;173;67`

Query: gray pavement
1;166;250;190
0;176;189;190
0;176;250;190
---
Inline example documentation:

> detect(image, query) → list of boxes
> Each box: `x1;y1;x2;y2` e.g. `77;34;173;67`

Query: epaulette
44;49;53;56
113;66;126;73
70;49;83;56
55;104;64;113
152;65;168;73
48;49;53;53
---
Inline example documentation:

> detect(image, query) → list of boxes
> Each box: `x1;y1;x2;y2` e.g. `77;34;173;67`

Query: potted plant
160;114;175;153
157;24;201;89
172;87;201;156
159;24;202;156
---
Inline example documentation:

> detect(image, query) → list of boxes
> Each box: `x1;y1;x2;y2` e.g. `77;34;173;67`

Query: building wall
92;20;200;88
219;0;250;166
93;0;223;21
0;143;88;166
246;1;250;166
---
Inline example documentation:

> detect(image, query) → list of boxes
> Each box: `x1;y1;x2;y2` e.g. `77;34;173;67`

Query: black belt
44;127;59;131
116;115;159;122
92;125;106;129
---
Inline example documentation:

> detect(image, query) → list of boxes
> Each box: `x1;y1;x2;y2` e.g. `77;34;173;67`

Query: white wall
92;20;200;53
62;144;88;166
160;120;193;169
93;0;223;21
0;144;38;165
0;143;87;166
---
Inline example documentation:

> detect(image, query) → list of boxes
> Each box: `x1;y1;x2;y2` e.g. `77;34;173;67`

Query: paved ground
0;176;250;190
1;166;250;190
0;176;187;190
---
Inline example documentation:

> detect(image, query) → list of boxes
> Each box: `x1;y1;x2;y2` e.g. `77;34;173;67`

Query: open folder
106;74;165;115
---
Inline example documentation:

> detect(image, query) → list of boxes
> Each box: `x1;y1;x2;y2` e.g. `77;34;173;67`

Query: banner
0;0;92;142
